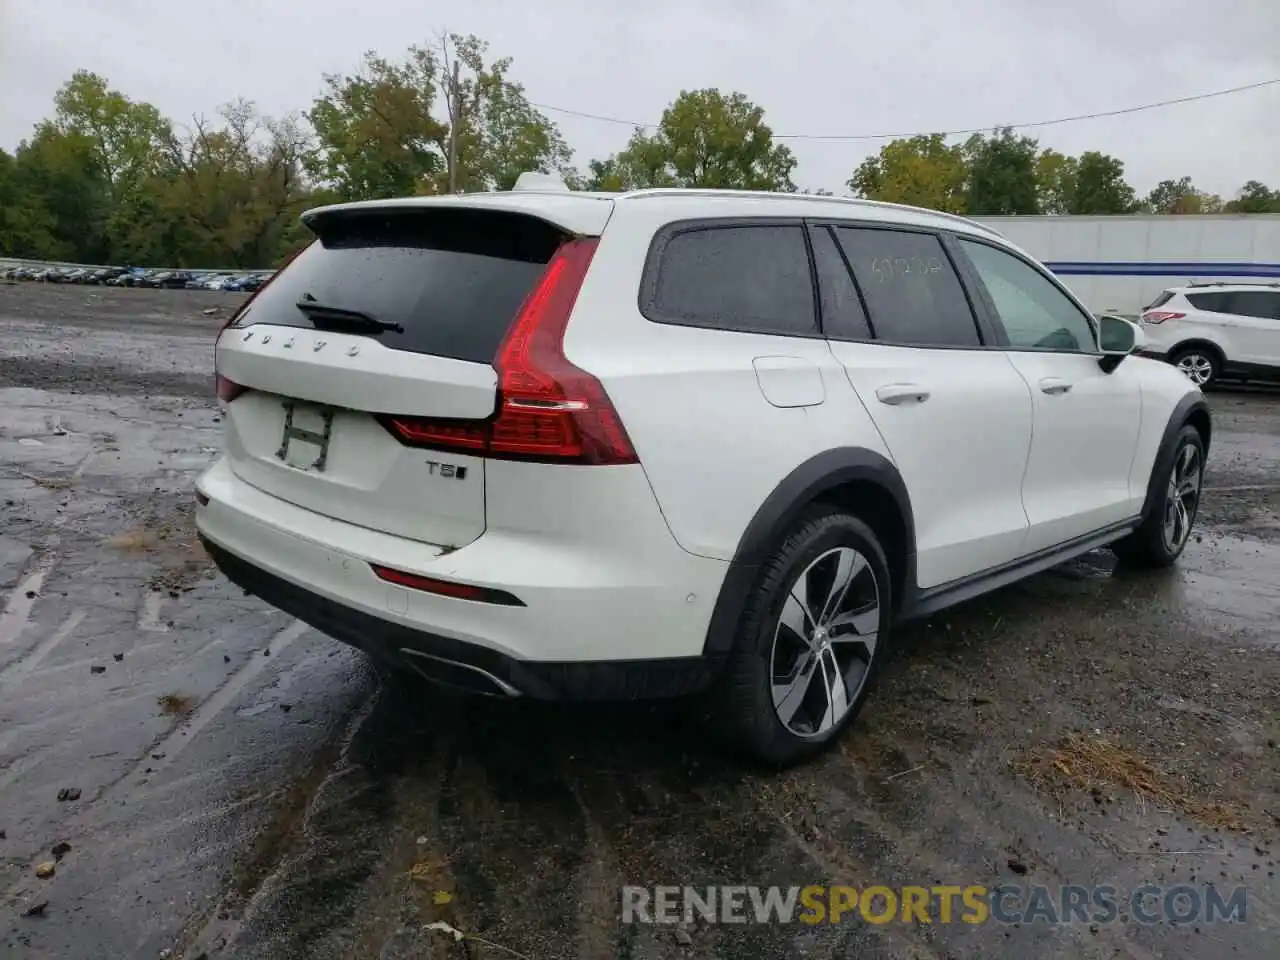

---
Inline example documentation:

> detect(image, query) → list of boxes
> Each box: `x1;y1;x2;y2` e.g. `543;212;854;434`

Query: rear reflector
380;416;487;451
215;373;246;403
379;237;639;465
370;564;525;606
1142;312;1185;324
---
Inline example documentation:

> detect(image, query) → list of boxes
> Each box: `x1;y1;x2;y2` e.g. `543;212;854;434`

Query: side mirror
1097;315;1145;373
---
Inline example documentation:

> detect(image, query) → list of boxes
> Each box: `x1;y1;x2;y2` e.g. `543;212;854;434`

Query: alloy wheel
769;546;880;739
1162;442;1202;553
1175;353;1214;386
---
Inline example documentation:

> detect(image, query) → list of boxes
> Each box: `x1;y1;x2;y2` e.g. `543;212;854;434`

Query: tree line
3;33;1278;270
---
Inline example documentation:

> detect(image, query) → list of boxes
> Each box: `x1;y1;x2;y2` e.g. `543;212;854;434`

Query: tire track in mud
0;355;213;397
112;619;310;787
183;686;410;959
0;549;61;648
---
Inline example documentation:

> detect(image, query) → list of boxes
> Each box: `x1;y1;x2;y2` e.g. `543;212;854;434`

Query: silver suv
1140;282;1280;386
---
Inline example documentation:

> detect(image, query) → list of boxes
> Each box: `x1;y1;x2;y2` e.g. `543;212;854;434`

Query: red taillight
370;564;524;606
1142;311;1185;324
381;237;638;465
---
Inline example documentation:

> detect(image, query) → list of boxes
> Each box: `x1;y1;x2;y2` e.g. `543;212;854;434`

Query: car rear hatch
213;196;615;548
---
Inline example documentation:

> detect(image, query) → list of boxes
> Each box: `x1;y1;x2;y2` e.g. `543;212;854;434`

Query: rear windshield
1144;290;1175;310
237;208;566;364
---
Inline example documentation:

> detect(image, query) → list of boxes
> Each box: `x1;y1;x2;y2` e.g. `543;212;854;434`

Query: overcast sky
1;0;1276;199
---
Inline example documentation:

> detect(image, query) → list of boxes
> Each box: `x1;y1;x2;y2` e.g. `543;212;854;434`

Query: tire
1113;424;1205;568
716;507;893;766
1168;346;1220;388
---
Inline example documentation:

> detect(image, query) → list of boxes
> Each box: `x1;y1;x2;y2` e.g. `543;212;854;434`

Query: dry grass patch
1016;732;1246;831
105;528;160;552
157;693;196;717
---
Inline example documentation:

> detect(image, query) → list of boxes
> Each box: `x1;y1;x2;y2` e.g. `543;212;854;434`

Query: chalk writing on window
868;256;945;283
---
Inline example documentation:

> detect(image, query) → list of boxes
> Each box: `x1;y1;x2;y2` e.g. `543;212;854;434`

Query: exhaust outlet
399;649;521;698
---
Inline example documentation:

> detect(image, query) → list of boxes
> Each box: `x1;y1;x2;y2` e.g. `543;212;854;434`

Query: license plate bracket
275;401;335;472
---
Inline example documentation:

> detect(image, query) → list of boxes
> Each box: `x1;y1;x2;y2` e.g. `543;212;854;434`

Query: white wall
971;215;1280;315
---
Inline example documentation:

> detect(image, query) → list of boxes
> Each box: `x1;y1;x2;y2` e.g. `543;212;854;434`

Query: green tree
590;89;796;191
847;134;967;213
1145;176;1222;214
51;71;171;193
1067;151;1136;214
1035;149;1078;214
308;48;447;200
1224;180;1280;213
307;35;571;199
0;149;61;258
583;140;675;190
433;33;573;193
8;125;112;262
147;102;317;267
963;128;1040;215
50;71;174;257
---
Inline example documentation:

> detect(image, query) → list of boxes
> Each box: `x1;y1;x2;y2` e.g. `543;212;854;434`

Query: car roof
301;187;1006;244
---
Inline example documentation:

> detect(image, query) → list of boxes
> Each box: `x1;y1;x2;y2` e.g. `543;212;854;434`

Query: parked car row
1;265;270;292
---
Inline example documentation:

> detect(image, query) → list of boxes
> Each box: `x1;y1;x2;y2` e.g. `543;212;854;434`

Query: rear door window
644;223;817;337
832;227;982;347
235;208;566;364
1186;291;1232;313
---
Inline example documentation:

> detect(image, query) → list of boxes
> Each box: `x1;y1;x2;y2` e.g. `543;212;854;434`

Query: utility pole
446;59;460;194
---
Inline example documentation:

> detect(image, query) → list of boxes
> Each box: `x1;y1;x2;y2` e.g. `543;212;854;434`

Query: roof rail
614;188;1005;238
1186;279;1280;288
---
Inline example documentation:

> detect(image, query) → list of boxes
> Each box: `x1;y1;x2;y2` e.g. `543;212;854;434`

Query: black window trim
806;222;878;340
807;218;1001;350
638;216;823;341
945;231;1102;355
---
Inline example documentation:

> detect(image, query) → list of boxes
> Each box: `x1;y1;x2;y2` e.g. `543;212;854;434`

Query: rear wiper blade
295;294;403;333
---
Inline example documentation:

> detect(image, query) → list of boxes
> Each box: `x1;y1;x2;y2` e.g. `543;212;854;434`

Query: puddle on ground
1173;534;1280;644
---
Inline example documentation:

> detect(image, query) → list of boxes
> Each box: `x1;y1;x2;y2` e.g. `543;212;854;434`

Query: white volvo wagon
196;175;1211;764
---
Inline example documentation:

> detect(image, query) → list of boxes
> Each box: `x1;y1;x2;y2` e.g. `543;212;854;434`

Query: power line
529;77;1280;143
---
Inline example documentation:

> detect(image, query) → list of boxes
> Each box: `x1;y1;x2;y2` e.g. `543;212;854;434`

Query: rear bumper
194;456;730;700
202;536;722;700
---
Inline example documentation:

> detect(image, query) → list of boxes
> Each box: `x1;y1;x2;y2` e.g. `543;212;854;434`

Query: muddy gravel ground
1;283;1278;960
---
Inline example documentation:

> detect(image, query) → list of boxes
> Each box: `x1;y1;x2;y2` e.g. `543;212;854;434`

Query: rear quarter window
235;208;566;364
641;222;817;337
1224;291;1280;319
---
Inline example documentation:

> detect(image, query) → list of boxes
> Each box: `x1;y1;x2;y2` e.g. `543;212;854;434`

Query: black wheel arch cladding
1139;393;1212;523
1170;341;1225;364
701;447;916;657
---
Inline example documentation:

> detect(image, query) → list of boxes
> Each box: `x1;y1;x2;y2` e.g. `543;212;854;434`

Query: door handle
875;383;931;405
1039;377;1073;395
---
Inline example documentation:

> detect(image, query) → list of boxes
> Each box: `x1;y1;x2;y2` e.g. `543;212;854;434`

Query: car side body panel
562;201;897;565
